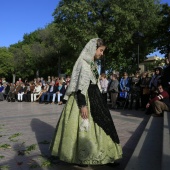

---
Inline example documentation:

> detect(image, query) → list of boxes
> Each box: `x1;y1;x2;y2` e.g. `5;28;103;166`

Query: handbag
143;87;150;95
119;91;127;98
110;89;116;93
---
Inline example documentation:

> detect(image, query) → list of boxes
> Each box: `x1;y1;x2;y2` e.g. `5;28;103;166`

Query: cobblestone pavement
0;101;150;170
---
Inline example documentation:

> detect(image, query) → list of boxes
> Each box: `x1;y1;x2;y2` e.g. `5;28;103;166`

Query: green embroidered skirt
50;91;122;165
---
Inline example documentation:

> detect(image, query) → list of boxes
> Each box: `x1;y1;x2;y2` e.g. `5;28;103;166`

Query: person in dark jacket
146;84;170;117
40;81;57;104
52;80;66;104
162;55;170;95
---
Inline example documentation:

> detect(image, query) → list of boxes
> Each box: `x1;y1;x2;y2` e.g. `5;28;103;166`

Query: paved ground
0;101;150;170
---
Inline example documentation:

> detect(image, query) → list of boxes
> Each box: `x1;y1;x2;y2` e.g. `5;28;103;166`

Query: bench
162;111;170;170
125;115;163;170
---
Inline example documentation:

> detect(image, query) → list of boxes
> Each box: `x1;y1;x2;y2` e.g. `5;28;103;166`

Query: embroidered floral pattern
90;62;99;80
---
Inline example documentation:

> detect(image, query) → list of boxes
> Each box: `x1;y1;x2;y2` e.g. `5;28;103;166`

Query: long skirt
50;84;122;165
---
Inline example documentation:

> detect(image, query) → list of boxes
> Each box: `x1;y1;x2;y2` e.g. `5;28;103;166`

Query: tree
0;47;14;77
153;3;170;56
53;0;162;73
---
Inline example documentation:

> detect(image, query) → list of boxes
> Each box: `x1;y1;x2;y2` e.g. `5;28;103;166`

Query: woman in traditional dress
50;38;122;166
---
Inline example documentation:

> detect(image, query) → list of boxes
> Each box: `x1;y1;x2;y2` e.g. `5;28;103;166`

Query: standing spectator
107;74;113;103
149;67;162;98
0;83;4;101
119;72;131;92
108;74;119;109
119;72;131;108
100;73;109;104
139;72;151;111
129;72;141;110
162;54;170;95
65;75;71;85
47;76;51;84
18;78;22;83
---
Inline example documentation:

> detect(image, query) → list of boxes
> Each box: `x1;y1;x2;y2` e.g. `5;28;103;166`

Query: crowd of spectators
0;76;71;105
0;56;170;116
99;55;170;116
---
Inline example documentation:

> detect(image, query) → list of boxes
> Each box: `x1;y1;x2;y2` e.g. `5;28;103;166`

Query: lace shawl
64;38;100;100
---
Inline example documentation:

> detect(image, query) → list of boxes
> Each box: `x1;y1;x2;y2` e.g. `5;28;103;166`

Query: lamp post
58;55;61;77
133;31;144;71
100;57;106;74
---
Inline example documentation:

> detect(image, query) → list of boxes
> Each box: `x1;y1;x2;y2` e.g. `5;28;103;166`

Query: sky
0;0;59;47
0;0;170;57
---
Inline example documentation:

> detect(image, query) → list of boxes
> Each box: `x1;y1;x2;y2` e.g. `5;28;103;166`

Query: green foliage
0;155;5;159
1;0;169;79
25;144;37;155
8;133;22;142
153;3;170;55
0;48;14;77
0;144;11;149
0;165;10;170
145;58;164;71
53;0;162;73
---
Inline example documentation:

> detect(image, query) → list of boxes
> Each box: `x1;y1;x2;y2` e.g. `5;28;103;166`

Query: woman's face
155;69;160;74
94;46;106;60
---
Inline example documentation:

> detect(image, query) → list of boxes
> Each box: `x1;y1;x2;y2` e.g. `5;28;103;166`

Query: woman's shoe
75;164;88;167
106;162;120;167
58;102;63;105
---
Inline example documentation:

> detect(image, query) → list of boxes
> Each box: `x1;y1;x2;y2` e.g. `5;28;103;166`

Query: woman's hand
80;106;88;119
146;103;150;108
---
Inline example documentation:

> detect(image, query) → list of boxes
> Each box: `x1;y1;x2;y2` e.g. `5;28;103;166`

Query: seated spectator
52;80;66;104
145;84;170;116
8;83;16;102
36;83;49;101
40;82;57;104
17;83;27;102
31;82;42;102
2;82;10;100
23;82;33;102
13;81;22;100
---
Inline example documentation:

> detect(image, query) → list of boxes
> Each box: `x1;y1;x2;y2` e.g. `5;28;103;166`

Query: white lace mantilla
64;38;100;100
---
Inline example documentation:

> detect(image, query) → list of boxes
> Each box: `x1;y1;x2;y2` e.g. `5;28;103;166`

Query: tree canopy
0;0;169;81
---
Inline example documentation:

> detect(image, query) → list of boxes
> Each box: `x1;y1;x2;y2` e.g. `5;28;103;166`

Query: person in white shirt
31;82;42;102
100;73;109;104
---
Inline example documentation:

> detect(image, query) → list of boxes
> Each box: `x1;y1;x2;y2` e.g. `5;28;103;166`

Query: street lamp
133;31;144;71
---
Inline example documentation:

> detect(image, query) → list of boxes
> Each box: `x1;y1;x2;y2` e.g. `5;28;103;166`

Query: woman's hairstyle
97;38;105;49
112;74;117;79
123;72;128;76
154;66;163;74
100;73;106;78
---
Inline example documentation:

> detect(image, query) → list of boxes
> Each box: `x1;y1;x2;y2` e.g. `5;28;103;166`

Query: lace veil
64;38;100;100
